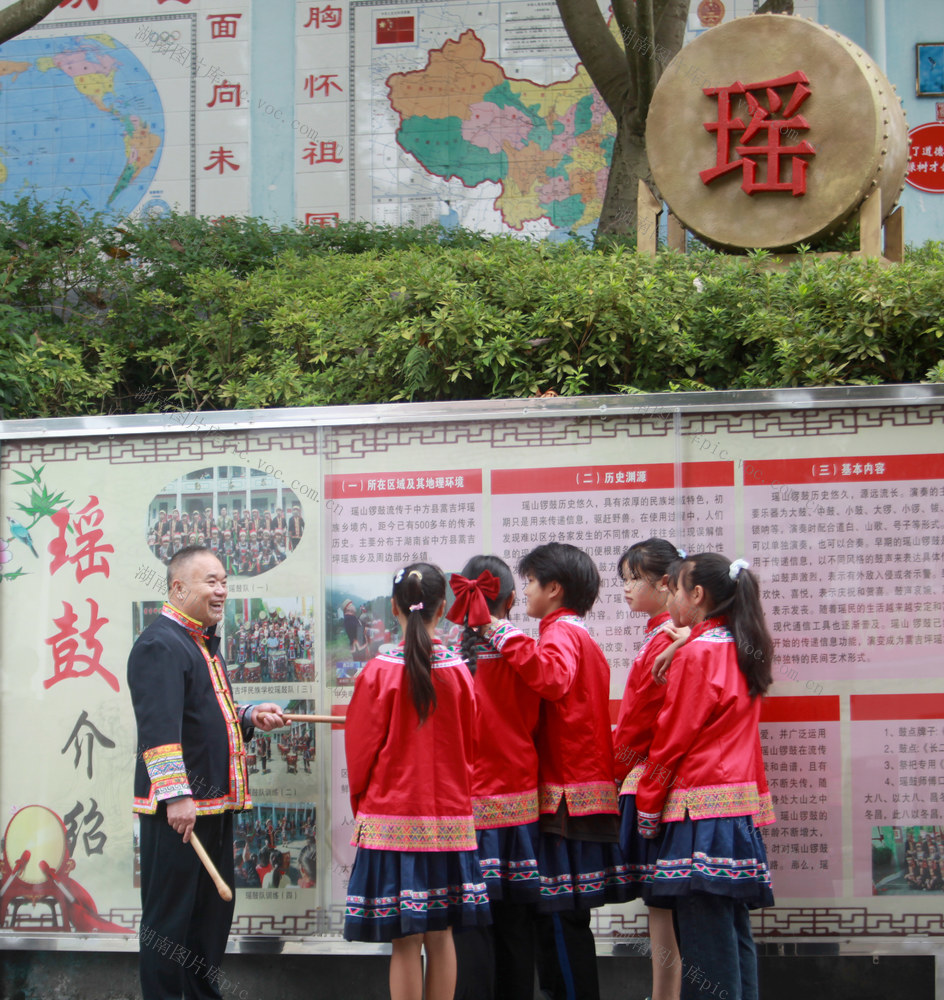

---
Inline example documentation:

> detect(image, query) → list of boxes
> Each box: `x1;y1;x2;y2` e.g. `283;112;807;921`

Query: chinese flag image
376;16;415;44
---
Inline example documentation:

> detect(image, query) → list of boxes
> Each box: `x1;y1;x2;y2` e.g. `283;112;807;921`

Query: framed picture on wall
916;43;944;97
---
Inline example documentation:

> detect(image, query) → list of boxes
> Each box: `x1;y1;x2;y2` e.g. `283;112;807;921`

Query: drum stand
636;181;904;265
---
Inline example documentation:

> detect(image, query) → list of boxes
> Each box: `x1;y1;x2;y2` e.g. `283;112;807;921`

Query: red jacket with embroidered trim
486;608;618;817
345;641;478;851
469;642;542;829
612;611;675;786
634;616;774;826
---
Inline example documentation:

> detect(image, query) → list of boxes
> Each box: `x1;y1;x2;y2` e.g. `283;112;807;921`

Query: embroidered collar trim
162;601;208;639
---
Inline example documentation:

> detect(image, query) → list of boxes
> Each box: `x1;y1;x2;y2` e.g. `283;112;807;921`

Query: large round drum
646;15;908;250
4;806;68;885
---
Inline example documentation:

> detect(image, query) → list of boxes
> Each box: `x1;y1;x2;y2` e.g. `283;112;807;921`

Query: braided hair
455;555;515;673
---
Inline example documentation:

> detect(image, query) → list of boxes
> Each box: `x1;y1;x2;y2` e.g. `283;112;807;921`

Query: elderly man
129;545;285;1000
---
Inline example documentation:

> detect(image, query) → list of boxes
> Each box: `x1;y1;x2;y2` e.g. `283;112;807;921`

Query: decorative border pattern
322;406;944;460
472;789;539;828
1;430;319;469
592;905;944;939
352;812;477;851
5;406;941;469
87;903;944;939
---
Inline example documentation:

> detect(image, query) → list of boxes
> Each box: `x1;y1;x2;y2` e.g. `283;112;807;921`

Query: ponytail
680;553;773;697
450;555;514;674
392;562;446;723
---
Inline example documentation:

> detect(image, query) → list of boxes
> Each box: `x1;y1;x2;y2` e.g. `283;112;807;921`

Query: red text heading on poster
743;453;944;485
851;693;944;721
761;696;841;723
492;462;733;494
326;470;482;498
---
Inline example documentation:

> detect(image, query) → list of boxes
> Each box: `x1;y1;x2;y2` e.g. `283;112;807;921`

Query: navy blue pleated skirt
536;831;632;912
343;847;492;942
634;810;774;909
477;821;542;903
618;793;675;907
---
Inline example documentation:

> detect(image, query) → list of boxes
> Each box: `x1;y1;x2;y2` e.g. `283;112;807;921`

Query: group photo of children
146;467;305;578
340;539;775;1000
872;826;944;894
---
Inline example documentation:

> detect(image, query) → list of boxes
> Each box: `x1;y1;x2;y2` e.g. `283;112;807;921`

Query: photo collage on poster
134;464;317;895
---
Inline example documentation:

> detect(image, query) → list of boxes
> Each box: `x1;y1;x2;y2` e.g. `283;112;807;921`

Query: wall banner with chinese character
2;384;944;953
4;1;943;248
4;0;254;222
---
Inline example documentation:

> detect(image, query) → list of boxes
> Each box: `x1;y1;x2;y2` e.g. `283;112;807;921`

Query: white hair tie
394;568;405;584
729;559;750;581
676;547;687;559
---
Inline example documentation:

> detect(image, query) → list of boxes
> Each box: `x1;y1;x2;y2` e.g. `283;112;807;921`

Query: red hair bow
447;571;500;627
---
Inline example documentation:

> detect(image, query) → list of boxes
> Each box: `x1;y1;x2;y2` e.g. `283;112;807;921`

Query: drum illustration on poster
1;805;131;933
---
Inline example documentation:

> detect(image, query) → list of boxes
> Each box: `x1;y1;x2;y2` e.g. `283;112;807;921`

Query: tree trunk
594;3;688;240
597;107;654;238
0;0;63;46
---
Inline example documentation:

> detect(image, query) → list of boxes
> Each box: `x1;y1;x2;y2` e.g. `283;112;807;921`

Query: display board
0;386;942;950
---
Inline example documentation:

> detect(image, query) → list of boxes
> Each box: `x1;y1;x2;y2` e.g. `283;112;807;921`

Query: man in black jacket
129;546;284;1000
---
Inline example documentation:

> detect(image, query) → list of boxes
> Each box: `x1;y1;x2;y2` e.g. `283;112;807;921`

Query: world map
386;30;615;232
0;33;163;216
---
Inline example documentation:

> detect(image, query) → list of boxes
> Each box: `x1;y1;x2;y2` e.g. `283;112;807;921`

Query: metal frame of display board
1;384;943;1000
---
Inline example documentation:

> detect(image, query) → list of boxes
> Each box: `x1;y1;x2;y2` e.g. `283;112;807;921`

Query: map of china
387;30;615;231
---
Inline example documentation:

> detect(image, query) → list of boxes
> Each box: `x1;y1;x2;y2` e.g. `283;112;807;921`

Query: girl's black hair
678;552;773;697
392;562;447;724
456;555;514;673
617;537;684;584
517;542;600;616
297;840;317;882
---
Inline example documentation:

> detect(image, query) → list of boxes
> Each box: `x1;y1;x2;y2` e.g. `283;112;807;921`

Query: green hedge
2;197;942;419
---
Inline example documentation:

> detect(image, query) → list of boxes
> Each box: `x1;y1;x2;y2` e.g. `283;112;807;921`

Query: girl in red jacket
612;538;688;1000
343;563;490;1000
637;553;775;1000
449;555;542;1000
480;542;626;1000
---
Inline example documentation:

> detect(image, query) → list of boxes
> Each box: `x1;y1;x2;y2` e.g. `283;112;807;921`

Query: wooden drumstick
190;832;233;902
282;713;346;724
